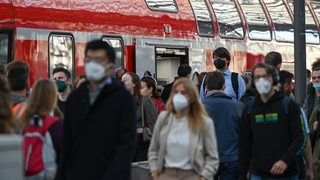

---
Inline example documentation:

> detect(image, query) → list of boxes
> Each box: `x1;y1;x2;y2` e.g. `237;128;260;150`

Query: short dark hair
6;60;30;91
252;63;274;80
205;71;225;91
312;58;320;72
279;70;293;86
213;47;230;61
265;51;282;68
52;67;71;79
178;64;192;77
307;69;311;78
85;39;115;63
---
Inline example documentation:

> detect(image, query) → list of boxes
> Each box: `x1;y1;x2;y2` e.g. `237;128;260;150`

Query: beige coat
148;111;219;180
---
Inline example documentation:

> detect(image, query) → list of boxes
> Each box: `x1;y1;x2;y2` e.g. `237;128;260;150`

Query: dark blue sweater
203;91;244;162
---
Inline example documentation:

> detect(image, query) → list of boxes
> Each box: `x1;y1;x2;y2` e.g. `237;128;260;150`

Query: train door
135;45;188;87
155;47;188;86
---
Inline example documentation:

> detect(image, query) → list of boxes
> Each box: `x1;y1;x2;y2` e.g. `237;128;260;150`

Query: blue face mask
313;82;320;90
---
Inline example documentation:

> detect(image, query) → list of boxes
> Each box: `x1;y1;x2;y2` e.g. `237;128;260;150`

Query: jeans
215;161;239;180
250;174;298;180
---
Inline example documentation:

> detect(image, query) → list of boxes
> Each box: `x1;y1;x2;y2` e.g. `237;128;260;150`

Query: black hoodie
239;91;306;179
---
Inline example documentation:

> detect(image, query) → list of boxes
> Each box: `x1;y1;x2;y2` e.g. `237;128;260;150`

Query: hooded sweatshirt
239;92;306;179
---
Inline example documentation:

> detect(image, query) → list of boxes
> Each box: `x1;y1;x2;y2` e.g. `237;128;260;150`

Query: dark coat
161;81;174;103
58;79;137;180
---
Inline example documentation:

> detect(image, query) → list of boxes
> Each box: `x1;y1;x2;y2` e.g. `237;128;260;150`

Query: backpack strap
13;101;27;117
282;96;291;115
247;97;255;114
231;72;239;100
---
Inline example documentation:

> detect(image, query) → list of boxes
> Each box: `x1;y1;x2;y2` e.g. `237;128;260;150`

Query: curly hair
311;58;320;72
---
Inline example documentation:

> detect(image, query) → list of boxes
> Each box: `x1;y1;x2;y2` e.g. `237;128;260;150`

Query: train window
189;0;214;37
144;0;178;13
101;37;124;68
238;0;271;41
210;0;244;39
264;0;294;42
49;34;74;79
311;0;320;22
0;30;13;64
288;1;319;44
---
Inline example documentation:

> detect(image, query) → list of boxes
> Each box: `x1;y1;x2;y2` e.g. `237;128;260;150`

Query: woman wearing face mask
121;72;158;162
148;78;219;180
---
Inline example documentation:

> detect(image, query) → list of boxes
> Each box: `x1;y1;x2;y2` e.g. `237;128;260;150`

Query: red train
1;0;320;85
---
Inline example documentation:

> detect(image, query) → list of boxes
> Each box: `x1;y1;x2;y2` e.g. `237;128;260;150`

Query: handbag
141;97;152;142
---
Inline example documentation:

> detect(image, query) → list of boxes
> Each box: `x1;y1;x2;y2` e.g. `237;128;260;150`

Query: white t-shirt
164;116;192;170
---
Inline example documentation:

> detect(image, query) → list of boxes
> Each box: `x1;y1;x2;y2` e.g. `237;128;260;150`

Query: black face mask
214;59;226;70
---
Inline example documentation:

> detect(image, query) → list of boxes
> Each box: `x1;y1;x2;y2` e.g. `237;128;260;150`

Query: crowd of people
0;39;319;180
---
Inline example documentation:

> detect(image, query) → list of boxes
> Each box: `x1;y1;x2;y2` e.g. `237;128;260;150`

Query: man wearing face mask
239;63;306;180
53;66;72;116
306;59;320;120
58;40;137;180
199;47;246;101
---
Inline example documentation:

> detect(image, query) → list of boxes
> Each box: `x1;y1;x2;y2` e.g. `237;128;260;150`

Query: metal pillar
294;0;306;104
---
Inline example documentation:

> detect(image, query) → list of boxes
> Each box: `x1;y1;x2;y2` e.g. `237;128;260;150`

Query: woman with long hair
0;78;16;133
122;72;157;161
21;78;63;179
148;78;219;180
141;76;165;114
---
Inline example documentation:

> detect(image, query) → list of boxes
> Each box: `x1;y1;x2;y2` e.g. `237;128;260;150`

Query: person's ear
284;83;290;91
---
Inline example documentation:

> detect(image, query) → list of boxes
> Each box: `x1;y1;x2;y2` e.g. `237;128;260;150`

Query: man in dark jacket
306;59;320;119
161;64;191;103
202;71;244;180
59;40;137;180
239;63;306;180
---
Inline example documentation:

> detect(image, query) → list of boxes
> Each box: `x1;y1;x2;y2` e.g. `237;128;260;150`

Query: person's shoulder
203;115;213;125
164;82;174;88
156;111;171;124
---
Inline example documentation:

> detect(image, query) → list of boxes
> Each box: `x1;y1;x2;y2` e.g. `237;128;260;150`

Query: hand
150;171;158;180
200;176;206;180
306;168;314;180
313;121;318;132
270;160;287;175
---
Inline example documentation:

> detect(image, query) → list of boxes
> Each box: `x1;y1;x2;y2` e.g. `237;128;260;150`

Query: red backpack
23;115;59;179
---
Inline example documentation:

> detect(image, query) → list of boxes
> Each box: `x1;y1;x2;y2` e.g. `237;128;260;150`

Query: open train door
155;46;188;86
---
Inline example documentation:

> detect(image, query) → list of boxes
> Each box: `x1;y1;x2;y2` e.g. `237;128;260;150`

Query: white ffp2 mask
255;77;272;95
173;93;188;112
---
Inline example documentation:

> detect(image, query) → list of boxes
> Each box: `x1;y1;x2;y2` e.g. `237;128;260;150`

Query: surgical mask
214;59;226;69
173;93;188;112
85;61;111;81
55;80;67;92
313;82;320;90
254;77;272;95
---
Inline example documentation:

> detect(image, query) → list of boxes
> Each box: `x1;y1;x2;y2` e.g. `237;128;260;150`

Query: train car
0;0;320;86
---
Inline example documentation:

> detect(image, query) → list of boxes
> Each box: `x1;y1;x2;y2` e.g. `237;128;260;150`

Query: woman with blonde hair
21;78;63;180
148;77;219;180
